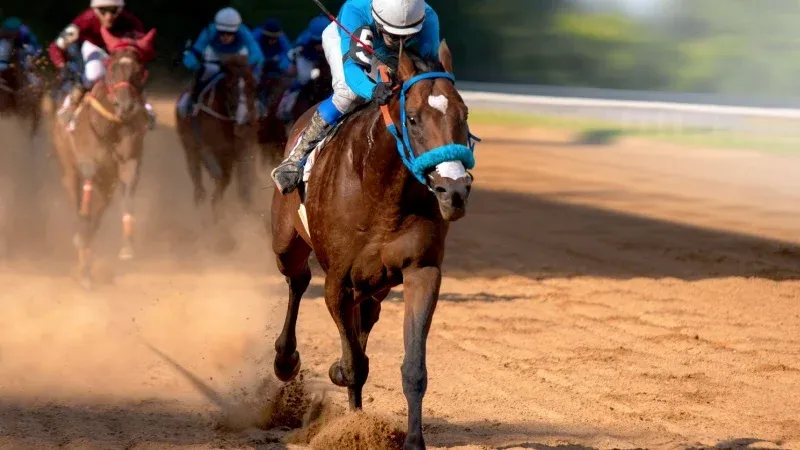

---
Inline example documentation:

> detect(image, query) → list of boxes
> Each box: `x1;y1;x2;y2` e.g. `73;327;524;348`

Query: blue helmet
260;18;283;37
1;17;23;31
307;15;330;41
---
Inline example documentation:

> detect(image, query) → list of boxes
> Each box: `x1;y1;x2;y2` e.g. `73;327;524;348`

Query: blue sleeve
251;26;262;42
417;6;440;60
183;26;210;70
338;2;377;100
279;34;292;53
240;26;264;66
294;30;309;49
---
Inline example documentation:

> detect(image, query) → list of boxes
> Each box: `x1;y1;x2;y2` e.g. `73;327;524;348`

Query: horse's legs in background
234;142;255;210
273;233;312;382
182;140;206;207
210;158;233;224
118;158;140;260
400;266;442;450
326;276;369;410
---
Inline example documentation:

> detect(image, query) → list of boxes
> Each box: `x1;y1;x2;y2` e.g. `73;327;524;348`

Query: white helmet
91;0;124;7
371;0;425;36
214;7;242;33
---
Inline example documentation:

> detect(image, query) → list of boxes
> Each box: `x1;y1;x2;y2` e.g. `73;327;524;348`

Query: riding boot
179;71;204;118
271;109;332;194
57;83;86;131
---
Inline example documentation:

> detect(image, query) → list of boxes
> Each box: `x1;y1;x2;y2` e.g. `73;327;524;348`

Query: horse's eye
408;115;417;126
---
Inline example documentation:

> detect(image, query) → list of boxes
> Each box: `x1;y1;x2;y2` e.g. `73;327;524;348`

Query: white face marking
118;56;133;65
428;94;448;114
435;161;467;180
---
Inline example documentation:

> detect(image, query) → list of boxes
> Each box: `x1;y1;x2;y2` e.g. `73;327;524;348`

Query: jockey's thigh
295;55;314;84
81;41;108;84
321;22;361;114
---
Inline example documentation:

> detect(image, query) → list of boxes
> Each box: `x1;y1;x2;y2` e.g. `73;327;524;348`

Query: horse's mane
383;47;445;81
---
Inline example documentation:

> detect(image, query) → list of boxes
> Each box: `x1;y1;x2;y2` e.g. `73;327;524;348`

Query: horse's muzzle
432;174;472;222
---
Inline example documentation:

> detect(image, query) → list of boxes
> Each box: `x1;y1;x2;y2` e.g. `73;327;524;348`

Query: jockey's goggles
95;6;121;16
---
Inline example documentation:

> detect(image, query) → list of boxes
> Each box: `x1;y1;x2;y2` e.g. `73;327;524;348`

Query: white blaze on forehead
428;94;448;114
435;161;467;180
118;56;133;65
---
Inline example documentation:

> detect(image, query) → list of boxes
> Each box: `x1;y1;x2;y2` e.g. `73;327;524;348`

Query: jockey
178;7;265;118
48;0;156;131
251;18;291;79
271;0;440;194
0;17;43;65
275;14;331;121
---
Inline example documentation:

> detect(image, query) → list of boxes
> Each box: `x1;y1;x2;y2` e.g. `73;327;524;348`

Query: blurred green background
2;0;799;97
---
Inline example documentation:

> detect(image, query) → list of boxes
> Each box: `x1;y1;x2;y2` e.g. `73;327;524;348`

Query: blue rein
384;71;480;185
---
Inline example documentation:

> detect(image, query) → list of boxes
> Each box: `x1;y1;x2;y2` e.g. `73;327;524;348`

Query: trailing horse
50;27;156;289
270;41;477;450
175;54;259;223
0;29;44;139
256;72;291;168
286;56;332;128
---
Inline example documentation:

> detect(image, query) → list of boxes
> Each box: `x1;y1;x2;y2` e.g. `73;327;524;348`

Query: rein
377;66;479;185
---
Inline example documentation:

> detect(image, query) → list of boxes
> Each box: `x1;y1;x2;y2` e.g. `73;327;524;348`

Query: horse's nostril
465;184;472;194
434;186;448;194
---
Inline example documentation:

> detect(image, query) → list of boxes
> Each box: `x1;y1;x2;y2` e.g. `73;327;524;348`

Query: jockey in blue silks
275;14;331;121
0;16;43;83
178;7;264;118
270;0;440;194
251;18;292;79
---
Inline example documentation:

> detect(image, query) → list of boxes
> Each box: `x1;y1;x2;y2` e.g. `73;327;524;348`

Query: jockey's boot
271;109;331;194
57;83;86;131
178;73;204;118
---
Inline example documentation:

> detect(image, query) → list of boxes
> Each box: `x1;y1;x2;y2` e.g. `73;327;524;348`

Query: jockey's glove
372;81;394;106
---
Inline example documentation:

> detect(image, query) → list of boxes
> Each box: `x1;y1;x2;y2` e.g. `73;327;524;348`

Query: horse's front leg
325;276;369;410
118;158;140;260
400;266;441;450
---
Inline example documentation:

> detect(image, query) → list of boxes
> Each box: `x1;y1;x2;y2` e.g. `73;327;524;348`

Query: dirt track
1;98;799;450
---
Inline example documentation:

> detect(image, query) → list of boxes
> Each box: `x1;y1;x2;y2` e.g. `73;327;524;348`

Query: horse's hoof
328;361;348;387
118;246;134;260
274;350;301;382
404;434;426;450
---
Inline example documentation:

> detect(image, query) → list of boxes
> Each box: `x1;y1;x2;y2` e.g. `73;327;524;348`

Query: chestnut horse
286;56;331;128
51;28;156;289
175;54;259;222
270;41;478;449
0;29;43;139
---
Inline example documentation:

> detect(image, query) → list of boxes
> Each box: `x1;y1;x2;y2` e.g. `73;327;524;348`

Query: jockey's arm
337;2;380;100
417;6;441;60
278;34;293;72
49;15;83;68
183;26;211;71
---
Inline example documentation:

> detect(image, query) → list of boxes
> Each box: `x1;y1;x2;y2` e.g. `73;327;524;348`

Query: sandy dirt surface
1;97;799;450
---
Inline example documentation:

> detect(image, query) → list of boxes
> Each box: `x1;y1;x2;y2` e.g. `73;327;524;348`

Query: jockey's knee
331;88;358;117
84;59;105;84
318;97;343;124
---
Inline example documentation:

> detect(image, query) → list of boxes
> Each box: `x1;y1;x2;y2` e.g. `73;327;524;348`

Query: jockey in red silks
48;0;156;131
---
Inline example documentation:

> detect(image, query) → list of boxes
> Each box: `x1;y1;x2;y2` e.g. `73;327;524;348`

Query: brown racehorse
0;29;43;139
51;27;156;289
256;73;291;168
175;54;259;222
270;41;477;450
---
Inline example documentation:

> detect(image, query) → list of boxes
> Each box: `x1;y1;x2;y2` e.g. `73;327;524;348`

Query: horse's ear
398;51;416;82
439;39;453;74
100;26;121;51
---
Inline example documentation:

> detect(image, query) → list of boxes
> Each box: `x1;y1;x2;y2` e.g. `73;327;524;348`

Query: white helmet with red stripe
371;0;425;36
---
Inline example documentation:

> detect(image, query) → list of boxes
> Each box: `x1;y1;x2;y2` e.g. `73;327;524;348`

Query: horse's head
99;27;156;122
219;54;257;125
388;41;474;222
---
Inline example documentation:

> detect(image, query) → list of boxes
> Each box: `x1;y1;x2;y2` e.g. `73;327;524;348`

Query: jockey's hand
372;81;394;105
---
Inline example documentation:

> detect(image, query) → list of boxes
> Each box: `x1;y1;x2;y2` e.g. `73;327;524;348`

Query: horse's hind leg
211;163;232;224
118;159;141;260
357;295;384;352
325;276;369;410
400;266;442;450
273;233;312;382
